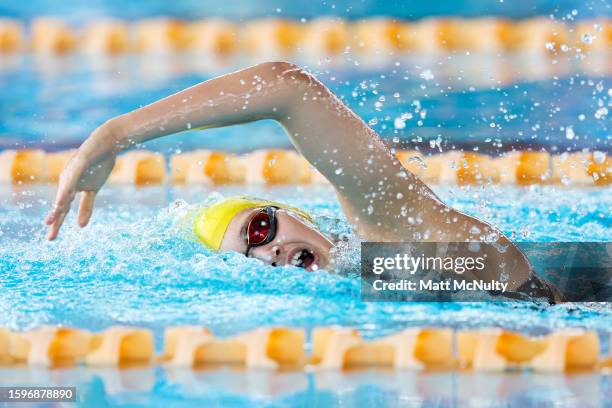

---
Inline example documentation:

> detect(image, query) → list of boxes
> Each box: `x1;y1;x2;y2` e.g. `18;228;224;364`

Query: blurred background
1;0;611;21
0;0;609;154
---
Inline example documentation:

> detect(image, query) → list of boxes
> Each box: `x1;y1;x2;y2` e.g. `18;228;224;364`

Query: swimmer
44;61;562;302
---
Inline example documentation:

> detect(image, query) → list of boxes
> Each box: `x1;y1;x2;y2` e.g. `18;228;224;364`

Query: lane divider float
0;17;609;56
0;325;609;372
0;149;608;186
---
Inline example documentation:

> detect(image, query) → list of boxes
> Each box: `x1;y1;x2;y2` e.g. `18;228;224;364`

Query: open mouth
290;249;317;270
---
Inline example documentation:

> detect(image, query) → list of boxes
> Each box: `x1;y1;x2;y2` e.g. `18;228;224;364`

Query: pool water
1;183;610;336
0;35;610;407
2;0;609;21
1;183;611;406
0;366;610;407
0;54;609;153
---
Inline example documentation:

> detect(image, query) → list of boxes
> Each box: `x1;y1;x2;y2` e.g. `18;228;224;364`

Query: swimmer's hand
45;147;116;240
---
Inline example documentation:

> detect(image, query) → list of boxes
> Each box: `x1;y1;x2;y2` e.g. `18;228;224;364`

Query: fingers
46;207;70;241
45;181;76;241
77;191;97;227
45;175;74;226
45;189;96;240
44;199;60;225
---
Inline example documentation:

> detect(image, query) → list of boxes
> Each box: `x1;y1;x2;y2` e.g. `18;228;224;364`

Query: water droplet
582;33;593;44
394;118;406;130
561;175;571;185
595;107;608;119
565;126;575;140
420;69;434;81
593;151;606;164
335;168;344;175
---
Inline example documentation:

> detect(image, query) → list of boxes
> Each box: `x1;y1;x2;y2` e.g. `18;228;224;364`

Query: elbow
258;61;327;117
260;60;302;75
260;60;320;87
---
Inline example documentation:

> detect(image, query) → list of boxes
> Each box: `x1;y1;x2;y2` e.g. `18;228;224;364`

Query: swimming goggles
244;206;278;257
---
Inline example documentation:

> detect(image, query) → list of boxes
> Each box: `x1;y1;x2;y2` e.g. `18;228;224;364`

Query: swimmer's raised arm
45;60;532;289
47;61;402;239
48;62;425;236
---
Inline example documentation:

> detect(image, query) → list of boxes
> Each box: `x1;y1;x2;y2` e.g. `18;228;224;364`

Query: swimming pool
0;365;609;406
0;33;611;407
1;182;611;405
2;182;611;327
2;183;611;334
1;53;609;154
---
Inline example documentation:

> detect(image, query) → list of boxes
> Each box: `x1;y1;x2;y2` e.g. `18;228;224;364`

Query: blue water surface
0;54;609;153
1;183;610;336
0;0;610;21
0;366;610;407
0;183;611;406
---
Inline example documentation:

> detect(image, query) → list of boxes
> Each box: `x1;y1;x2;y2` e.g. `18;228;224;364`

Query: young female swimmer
44;61;562;302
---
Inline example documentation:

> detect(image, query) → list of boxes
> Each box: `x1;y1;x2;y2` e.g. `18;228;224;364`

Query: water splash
0;185;611;340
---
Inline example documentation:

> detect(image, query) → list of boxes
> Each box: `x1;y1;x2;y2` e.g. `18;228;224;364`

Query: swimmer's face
220;208;334;271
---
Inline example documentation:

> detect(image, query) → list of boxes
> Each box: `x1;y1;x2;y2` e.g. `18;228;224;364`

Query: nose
249;244;284;267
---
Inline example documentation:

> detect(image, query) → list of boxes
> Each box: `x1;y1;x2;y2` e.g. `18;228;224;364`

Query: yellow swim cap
193;196;314;251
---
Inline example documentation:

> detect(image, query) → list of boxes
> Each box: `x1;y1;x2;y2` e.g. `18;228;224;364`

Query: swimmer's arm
109;61;437;235
107;61;534;287
46;61;304;239
45;60;527;278
111;61;527;247
47;61;409;239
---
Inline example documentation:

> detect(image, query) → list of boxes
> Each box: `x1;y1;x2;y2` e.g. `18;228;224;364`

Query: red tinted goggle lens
247;210;272;245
